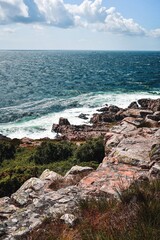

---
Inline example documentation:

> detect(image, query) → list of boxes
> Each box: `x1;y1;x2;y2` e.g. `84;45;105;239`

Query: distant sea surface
0;50;160;139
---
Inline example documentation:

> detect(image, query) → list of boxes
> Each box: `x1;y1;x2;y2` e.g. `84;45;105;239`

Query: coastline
1;93;160;140
0;97;160;239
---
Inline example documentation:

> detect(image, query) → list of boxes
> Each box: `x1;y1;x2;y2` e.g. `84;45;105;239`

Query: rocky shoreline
52;97;160;141
0;98;160;239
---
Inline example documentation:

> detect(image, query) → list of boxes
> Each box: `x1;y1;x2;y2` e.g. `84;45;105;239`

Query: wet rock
52;121;109;141
128;101;139;109
97;106;109;112
108;105;120;113
90;112;116;124
78;113;89;120
138;98;160;112
59;117;70;126
138;99;151;109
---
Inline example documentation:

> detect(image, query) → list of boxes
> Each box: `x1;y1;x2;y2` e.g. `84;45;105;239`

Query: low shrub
0;141;16;163
31;141;76;164
75;137;105;163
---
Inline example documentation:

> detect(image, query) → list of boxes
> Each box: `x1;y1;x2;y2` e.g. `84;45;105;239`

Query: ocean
0;50;160;139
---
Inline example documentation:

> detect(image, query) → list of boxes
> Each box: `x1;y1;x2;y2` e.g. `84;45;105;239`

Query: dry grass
28;179;160;240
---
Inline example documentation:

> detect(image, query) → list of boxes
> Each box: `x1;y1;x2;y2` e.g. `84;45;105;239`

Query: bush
0;141;16;163
75;137;105;163
31;141;76;164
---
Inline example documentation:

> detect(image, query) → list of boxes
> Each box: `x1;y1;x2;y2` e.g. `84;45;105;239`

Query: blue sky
0;0;160;50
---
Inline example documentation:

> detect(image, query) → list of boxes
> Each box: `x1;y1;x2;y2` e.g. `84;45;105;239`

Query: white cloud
0;0;28;23
149;28;160;38
33;0;74;28
66;0;107;25
0;0;159;38
103;7;146;36
66;1;146;36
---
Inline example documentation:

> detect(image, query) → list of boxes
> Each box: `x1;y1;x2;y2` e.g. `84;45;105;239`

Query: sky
0;0;160;50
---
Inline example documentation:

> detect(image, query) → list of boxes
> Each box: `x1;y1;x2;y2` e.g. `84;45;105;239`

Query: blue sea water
0;50;160;139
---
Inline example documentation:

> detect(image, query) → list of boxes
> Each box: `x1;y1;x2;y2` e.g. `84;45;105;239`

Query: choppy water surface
0;50;160;138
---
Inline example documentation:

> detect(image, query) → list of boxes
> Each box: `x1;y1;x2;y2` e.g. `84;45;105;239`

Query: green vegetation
29;179;160;240
0;137;104;197
0;141;16;163
31;141;76;164
75;137;105;163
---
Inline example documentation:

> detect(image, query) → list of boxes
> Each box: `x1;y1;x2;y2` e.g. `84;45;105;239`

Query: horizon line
0;49;160;52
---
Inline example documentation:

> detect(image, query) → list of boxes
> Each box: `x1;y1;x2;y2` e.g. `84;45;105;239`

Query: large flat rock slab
79;163;147;197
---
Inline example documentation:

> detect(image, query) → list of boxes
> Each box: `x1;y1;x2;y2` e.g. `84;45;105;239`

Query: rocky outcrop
138;98;160;112
79;123;160;196
0;166;93;239
52;98;160;141
52;122;110;141
0;98;160;239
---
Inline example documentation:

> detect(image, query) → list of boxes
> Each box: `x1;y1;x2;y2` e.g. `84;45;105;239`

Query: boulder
143;118;159;128
118;109;141;118
78;113;89;120
138;98;151;109
40;169;63;182
90;112;116;123
108;105;120;113
59;117;70;126
64;166;93;184
112;135;156;166
147;114;160;121
128;101;139;109
79;162;147;197
39;169;63;188
105;133;123;148
139;110;153;118
111;121;137;134
11;178;45;206
97;106;109;112
138;98;160;112
122;117;144;127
